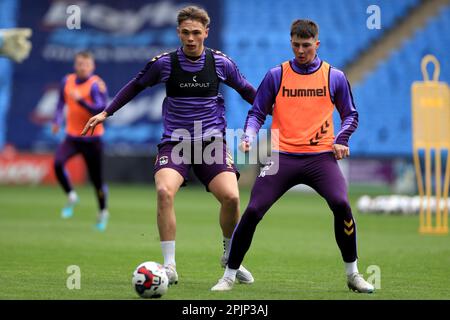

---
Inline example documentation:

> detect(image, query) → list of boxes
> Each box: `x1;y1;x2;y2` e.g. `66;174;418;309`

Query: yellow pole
442;153;450;233
425;147;432;232
414;149;425;232
435;148;442;232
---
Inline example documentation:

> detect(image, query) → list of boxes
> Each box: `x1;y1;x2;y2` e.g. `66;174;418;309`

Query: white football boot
221;255;254;284
61;191;78;219
211;277;234;291
95;209;109;231
164;264;178;285
347;273;375;293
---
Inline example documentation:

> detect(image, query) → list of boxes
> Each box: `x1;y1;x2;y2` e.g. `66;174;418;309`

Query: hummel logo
282;86;327;97
309;121;330;145
344;219;354;236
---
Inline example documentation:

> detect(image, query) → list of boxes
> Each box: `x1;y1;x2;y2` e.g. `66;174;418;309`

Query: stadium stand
221;0;450;158
351;5;450;156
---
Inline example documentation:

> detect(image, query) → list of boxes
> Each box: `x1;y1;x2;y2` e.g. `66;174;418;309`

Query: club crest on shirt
158;156;168;166
259;160;274;177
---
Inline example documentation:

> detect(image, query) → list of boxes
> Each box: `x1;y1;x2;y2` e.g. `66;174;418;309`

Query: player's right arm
240;66;281;152
81;54;168;136
52;76;68;134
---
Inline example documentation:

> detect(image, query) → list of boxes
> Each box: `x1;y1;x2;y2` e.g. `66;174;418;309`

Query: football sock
224;266;237;281
161;241;176;267
97;184;108;210
223;237;231;259
99;209;109;218
68;190;78;204
345;259;359;276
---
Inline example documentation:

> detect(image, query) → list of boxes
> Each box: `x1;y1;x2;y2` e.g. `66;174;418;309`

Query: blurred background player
52;51;109;231
82;6;256;284
212;19;374;293
0;28;32;63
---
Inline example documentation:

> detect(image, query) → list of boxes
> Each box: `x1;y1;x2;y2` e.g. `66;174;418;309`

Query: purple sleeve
135;55;170;87
105;56;168;115
77;82;108;115
216;54;256;105
243;66;281;140
53;76;67;125
104;79;145;115
330;68;359;146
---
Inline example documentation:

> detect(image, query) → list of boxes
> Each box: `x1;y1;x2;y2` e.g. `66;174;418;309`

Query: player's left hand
239;140;251;153
332;144;350;160
239;133;254;153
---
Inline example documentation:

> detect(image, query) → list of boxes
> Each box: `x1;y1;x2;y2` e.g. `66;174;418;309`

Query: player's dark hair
290;19;319;39
177;5;210;28
75;50;94;60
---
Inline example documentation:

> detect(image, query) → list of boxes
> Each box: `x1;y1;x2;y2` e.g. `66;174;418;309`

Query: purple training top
244;55;358;149
105;47;256;143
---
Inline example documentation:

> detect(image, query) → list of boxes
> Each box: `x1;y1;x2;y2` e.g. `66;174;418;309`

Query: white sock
224;266;237;281
345;259;359;276
223;237;231;259
68;191;78;203
99;209;109;217
161;241;176;267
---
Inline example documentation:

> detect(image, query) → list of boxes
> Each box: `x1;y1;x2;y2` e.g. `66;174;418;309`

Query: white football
132;261;169;298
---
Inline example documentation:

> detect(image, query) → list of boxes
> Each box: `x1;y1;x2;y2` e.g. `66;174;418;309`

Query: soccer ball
132;261;169;298
356;195;372;213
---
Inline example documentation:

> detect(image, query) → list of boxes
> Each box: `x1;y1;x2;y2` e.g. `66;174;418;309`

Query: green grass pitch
0;184;449;300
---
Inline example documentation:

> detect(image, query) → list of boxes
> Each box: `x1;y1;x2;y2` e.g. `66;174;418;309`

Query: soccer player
82;6;256;285
52;51;109;231
211;19;374;293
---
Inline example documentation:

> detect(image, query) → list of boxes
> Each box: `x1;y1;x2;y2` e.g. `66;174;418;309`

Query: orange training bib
271;61;334;153
64;74;104;137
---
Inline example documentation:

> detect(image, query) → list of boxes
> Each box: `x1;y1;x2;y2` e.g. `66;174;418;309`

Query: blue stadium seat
349;5;450;156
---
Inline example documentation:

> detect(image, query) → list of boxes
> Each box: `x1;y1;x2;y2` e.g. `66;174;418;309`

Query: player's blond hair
75;50;94;61
177;6;210;28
